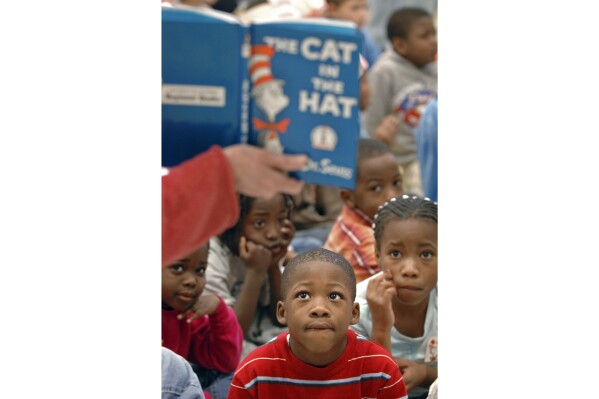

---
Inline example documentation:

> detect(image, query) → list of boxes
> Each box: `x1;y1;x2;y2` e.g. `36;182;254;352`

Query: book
162;6;361;189
162;6;250;167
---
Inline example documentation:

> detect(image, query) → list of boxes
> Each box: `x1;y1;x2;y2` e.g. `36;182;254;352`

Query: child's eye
394;179;403;187
195;267;206;276
254;220;266;229
296;291;310;299
389;250;401;258
370;185;382;192
421;250;434;260
170;264;184;273
329;292;342;300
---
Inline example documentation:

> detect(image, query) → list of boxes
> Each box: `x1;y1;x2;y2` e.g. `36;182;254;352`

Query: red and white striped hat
249;44;284;94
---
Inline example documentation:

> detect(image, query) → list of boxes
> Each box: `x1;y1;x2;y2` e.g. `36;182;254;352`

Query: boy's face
328;0;369;28
342;153;403;220
394;16;437;67
242;195;288;257
162;244;209;312
277;261;359;367
376;218;437;307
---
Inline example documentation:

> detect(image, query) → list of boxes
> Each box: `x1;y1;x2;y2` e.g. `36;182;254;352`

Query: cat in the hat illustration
249;44;290;154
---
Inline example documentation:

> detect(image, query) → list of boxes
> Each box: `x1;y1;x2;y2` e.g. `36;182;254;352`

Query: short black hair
281;248;357;300
387;7;431;41
358;137;394;164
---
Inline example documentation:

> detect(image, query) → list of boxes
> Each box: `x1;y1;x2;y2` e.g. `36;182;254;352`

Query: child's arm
377;355;409;399
234;236;273;333
364;68;394;138
365;272;396;353
162;146;239;267
372;115;400;147
228;372;255;399
394;358;437;393
189;295;244;373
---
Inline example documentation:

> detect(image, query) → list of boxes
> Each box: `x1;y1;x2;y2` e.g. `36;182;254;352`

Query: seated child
350;195;438;399
204;193;295;360
162;241;244;399
363;7;437;196
228;248;408;399
323;138;403;283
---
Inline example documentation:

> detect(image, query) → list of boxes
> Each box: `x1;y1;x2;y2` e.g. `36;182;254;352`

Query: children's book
162;6;361;189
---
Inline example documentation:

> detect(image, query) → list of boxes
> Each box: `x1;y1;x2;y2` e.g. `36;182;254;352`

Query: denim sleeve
162;347;206;399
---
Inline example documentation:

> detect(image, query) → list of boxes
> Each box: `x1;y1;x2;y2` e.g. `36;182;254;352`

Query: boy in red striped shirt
227;248;407;399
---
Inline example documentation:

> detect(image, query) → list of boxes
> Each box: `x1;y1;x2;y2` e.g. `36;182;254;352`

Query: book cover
162;9;361;189
248;18;361;189
161;6;250;167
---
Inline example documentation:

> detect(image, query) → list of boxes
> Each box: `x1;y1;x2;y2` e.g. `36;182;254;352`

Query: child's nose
400;258;419;277
265;225;280;240
182;273;197;288
310;298;330;317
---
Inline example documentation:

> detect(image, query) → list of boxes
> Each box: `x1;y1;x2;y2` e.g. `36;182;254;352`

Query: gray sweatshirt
364;50;437;165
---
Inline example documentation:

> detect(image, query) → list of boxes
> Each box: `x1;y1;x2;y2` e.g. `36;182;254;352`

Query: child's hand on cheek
366;270;396;329
178;294;221;323
239;236;272;274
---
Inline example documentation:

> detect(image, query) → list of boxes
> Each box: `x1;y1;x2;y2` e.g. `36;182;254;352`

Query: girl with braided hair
350;195;437;399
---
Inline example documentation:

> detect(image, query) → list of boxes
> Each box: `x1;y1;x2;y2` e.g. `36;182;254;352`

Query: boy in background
323;138;403;282
364;7;437;196
227;248;407;399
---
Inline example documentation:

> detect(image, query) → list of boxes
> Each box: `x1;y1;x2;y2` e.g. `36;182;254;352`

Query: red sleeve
162;146;240;266
378;360;408;399
189;297;244;373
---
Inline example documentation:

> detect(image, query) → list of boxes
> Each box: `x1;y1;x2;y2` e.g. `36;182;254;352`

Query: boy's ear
350;302;360;325
391;36;409;56
276;301;288;326
340;189;355;209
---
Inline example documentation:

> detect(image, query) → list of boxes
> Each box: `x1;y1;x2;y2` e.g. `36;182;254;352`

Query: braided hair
219;193;295;256
373;194;437;250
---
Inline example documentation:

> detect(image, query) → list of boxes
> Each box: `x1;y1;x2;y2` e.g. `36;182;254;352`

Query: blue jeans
162;347;206;399
191;365;234;399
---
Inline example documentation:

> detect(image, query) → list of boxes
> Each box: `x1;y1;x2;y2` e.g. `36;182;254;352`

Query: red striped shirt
229;330;407;399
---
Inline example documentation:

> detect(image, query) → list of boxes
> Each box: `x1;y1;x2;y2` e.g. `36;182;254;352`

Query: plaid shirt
324;204;380;283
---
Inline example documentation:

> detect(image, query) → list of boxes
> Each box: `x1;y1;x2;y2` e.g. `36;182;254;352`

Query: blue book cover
249;18;361;189
162;9;361;188
162;6;250;167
